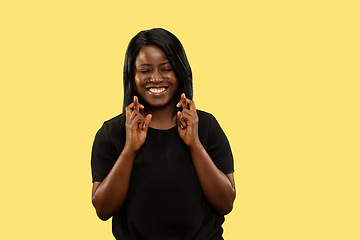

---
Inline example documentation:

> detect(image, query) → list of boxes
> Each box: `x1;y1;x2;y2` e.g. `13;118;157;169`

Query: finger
181;109;198;127
177;111;183;128
131;109;145;123
126;102;135;118
176;93;187;109
129;110;138;121
181;108;192;116
186;99;196;111
176;93;183;108
135;96;145;110
138;114;145;128
181;93;188;109
138;114;144;129
134;96;140;112
142;114;152;131
129;114;142;130
177;111;187;129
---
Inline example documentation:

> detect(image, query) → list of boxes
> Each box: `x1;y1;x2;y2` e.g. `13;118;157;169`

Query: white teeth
148;87;166;93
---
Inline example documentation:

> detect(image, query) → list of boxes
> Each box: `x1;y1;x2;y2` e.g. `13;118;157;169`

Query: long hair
121;28;193;125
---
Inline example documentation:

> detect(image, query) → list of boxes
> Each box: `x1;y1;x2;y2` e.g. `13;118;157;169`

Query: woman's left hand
177;93;236;215
176;93;200;147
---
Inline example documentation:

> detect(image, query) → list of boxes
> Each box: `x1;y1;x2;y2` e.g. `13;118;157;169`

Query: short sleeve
199;111;234;175
91;122;119;182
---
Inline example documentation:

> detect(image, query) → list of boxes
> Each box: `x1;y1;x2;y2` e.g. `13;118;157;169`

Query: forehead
135;45;169;65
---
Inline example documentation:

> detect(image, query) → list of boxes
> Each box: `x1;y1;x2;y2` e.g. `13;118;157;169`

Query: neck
141;101;177;130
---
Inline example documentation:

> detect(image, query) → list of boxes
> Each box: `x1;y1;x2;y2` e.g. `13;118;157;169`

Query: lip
145;86;169;96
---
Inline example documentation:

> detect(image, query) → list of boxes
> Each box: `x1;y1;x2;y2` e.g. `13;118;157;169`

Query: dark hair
122;28;193;119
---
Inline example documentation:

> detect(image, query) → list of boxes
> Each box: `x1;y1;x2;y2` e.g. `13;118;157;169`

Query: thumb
142;114;152;132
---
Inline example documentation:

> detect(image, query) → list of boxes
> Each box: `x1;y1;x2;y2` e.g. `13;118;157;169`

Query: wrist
123;144;139;156
187;140;203;152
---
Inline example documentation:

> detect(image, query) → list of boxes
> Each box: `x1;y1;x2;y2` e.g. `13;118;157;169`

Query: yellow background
1;0;359;239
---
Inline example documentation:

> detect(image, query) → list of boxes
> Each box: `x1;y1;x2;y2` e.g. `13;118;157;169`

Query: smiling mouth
147;87;167;94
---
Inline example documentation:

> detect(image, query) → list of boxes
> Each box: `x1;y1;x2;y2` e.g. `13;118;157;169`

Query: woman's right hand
124;96;152;152
93;96;150;220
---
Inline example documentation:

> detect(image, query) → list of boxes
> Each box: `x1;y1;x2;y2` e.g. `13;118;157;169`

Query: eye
161;69;172;72
138;69;150;73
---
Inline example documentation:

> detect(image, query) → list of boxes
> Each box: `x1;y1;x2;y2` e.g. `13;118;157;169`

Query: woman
91;28;235;239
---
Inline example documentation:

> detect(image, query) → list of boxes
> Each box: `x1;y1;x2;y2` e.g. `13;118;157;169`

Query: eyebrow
159;61;171;66
137;62;171;67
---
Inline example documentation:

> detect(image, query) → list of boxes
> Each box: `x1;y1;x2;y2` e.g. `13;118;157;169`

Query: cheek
173;76;179;90
134;75;142;92
134;84;142;95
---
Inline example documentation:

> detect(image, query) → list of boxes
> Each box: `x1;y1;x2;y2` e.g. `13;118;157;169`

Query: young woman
91;28;235;239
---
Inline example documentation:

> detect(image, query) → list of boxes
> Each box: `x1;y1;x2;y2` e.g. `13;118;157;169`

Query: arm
188;144;236;215
92;96;152;220
92;148;137;220
177;94;236;215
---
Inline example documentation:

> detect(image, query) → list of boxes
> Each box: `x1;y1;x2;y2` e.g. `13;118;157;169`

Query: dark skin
176;93;236;215
92;45;235;221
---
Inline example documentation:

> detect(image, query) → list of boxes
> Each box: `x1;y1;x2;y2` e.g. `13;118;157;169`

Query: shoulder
95;113;125;142
196;110;234;174
100;113;123;131
197;109;215;122
197;109;224;143
103;113;123;127
197;110;220;130
197;109;214;119
91;114;125;182
104;113;122;124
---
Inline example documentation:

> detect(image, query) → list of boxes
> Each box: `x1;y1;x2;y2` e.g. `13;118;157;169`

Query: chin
147;97;175;108
149;101;171;108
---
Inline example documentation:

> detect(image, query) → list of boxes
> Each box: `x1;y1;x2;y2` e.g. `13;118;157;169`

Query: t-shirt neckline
148;125;177;131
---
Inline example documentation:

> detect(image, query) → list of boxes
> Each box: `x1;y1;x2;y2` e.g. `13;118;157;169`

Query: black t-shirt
91;110;234;240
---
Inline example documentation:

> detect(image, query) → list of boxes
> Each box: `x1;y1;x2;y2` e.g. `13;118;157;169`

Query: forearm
92;147;136;220
189;143;235;215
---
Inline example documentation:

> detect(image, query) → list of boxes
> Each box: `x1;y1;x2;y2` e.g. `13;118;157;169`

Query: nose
150;71;163;83
150;78;163;83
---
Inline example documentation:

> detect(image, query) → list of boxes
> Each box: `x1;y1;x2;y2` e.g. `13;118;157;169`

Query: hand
176;93;200;147
125;96;152;152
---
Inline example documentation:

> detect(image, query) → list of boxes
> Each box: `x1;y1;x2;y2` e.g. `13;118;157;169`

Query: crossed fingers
176;93;196;129
126;96;146;130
